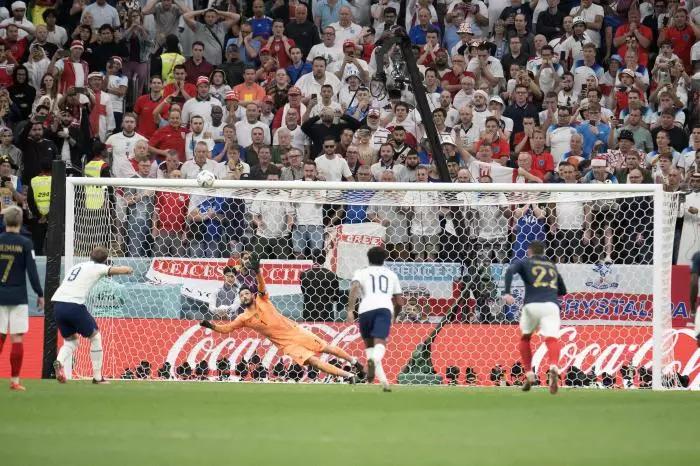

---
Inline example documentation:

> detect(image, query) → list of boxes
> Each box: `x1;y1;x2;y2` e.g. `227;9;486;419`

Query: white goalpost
62;177;682;389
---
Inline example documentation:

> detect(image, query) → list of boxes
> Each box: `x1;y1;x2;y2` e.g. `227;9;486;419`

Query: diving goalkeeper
200;254;365;381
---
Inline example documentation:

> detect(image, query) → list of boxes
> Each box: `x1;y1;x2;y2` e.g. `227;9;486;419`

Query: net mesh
64;180;678;388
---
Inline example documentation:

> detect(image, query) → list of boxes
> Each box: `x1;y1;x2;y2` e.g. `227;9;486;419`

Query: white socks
57;338;78;379
371;344;388;386
365;347;374;360
90;333;103;381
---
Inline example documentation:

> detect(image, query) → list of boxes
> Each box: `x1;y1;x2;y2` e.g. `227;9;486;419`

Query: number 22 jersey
504;256;567;305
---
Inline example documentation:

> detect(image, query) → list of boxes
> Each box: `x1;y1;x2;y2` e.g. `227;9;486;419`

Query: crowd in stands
0;0;699;266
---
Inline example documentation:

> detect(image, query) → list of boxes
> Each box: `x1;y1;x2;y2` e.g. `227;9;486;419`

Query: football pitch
1;380;699;466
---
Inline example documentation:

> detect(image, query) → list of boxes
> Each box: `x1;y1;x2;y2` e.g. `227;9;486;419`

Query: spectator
366;171;410;259
285;4;320;60
220;43;244;89
209;266;241;319
235;103;271;148
181;141;219;179
512;202;547;261
183;9;239;67
249;172;291;259
406;166;440;261
184;115;214;161
19;118;57;186
187;193;226;258
217;144;250;180
124;159;155;257
296;56;341;103
80;0;119;29
551;161;585;263
181;76;222;126
149;109;187;162
249;145;279;180
288;161;325;260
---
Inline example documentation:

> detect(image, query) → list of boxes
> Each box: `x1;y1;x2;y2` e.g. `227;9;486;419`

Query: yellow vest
161;53;185;84
31;175;51;216
84;160;106;210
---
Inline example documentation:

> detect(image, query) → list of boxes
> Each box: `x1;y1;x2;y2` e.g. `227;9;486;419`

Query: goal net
62;178;684;389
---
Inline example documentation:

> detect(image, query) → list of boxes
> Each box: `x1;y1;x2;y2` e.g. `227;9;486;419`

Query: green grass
1;380;699;466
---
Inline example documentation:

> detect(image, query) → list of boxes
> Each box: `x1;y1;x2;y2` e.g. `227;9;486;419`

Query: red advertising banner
6;317;700;388
74;319;700;388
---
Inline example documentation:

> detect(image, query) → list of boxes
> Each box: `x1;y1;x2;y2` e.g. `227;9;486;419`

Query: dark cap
618;129;635;142
0;155;17;169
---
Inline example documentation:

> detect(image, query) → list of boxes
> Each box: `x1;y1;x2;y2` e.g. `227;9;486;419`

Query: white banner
325;222;386;279
145;258;313;303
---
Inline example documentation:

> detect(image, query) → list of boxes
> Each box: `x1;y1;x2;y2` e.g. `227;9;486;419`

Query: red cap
69;40;83;50
196;76;210;85
225;90;237;101
343;40;357;49
259;45;271;54
264;95;274;103
288;86;301;95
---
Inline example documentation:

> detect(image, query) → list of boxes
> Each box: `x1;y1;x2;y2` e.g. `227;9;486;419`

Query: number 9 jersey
504;256;567;305
51;262;111;305
351;265;402;315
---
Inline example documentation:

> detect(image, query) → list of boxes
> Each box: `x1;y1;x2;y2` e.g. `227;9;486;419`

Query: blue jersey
0;232;43;305
248;16;273;40
512;210;546;260
504;256;566;305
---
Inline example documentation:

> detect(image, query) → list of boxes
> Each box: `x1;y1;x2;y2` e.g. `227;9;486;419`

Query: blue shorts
53;301;98;338
358;308;392;340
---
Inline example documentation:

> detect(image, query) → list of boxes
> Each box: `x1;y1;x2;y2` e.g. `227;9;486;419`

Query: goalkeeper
201;254;365;381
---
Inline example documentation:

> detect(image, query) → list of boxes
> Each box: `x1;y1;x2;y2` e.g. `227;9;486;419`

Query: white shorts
0;304;29;334
519;302;560;338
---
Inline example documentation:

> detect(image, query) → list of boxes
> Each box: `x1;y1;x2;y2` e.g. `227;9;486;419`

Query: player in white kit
51;247;133;384
347;246;404;392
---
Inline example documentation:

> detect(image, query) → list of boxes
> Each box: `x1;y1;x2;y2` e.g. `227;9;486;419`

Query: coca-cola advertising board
40;319;700;388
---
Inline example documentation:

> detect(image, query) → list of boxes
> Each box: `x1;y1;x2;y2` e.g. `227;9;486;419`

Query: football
196;170;216;188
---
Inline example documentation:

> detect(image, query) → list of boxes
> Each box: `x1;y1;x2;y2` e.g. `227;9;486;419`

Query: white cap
440;133;456;146
573;16;586;25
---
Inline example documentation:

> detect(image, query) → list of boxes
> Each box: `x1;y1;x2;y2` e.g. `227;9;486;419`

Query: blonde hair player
0;206;44;391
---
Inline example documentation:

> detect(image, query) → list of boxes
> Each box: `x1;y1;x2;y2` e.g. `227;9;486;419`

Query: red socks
545;337;561;368
518;336;533;372
10;342;23;378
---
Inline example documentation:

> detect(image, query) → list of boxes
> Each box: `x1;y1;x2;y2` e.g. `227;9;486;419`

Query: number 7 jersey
52;261;111;305
351;265;402;314
505;256;567;305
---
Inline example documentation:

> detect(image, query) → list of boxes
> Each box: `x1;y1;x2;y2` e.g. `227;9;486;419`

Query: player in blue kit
52;247;133;384
0;207;44;391
347;247;404;392
688;251;700;347
503;241;567;394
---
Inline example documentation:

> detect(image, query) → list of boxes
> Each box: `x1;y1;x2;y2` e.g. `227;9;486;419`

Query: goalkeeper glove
247;253;261;273
200;320;215;330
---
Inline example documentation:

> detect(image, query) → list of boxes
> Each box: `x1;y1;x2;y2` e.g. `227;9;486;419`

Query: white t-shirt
234;120;272;147
352;265;402;314
105;131;148;178
315;154;352;181
329;21;363;45
547;125;578;164
52;261;110;305
107;75;128;114
307;43;344;67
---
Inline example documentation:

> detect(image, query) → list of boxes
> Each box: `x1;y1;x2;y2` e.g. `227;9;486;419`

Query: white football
197;170;216;188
